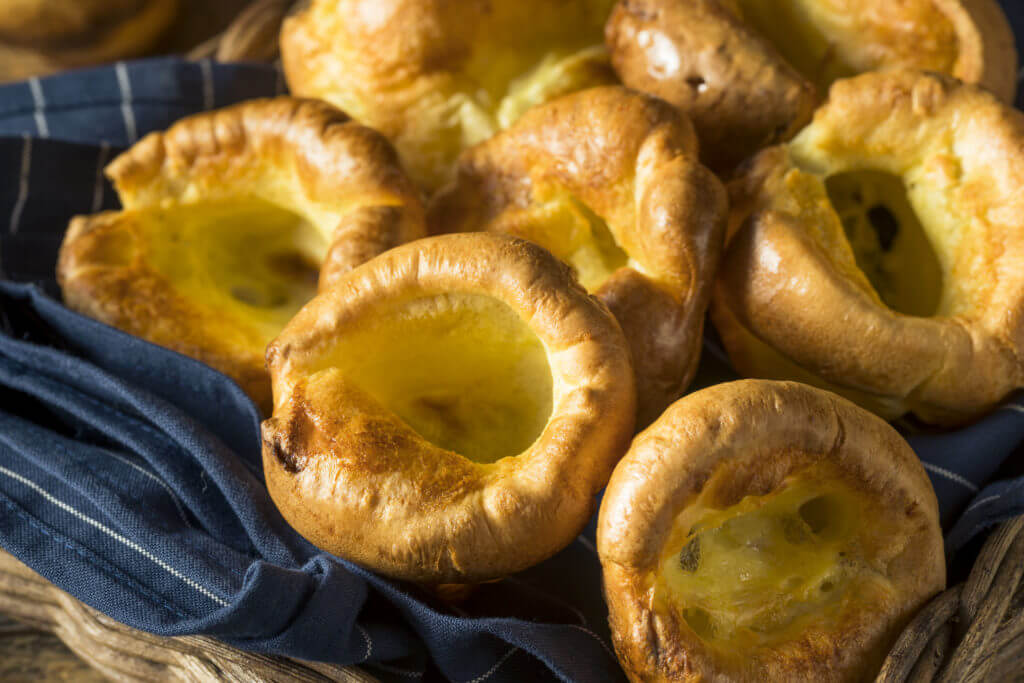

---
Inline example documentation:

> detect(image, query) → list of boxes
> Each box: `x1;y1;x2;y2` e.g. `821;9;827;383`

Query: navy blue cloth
0;6;1023;677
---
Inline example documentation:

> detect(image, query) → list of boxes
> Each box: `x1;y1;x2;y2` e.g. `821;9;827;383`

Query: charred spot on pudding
679;536;701;572
267;434;305;474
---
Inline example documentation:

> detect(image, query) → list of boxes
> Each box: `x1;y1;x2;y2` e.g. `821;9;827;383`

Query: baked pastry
712;71;1024;425
262;233;636;583
606;0;1018;171
280;0;619;190
429;87;727;426
0;0;179;82
57;97;425;413
598;380;945;682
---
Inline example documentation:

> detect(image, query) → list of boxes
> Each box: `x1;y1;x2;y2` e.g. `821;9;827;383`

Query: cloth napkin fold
1;10;1024;677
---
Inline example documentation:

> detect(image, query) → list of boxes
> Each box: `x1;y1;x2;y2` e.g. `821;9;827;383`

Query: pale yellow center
492;195;628;292
317;294;554;464
453;1;618;148
140;199;327;343
654;467;895;649
734;0;958;94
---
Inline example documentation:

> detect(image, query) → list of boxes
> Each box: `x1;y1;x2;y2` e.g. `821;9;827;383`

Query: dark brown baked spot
679;536;701;572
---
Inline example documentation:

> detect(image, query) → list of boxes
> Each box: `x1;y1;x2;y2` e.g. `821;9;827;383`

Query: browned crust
597;380;945;682
606;0;1017;172
280;0;619;190
429;87;727;426
105;96;424;289
58;212;275;409
712;71;1024;425
0;0;179;81
606;0;816;172
57;97;426;413
937;0;1019;102
263;233;637;583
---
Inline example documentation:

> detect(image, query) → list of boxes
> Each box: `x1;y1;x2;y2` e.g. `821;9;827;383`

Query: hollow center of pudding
495;195;629;292
454;1;618;146
654;466;895;648
826;171;943;317
322;294;554;464
141;199;327;342
734;0;958;93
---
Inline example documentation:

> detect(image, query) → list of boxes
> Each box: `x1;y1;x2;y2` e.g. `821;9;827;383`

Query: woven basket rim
3;514;1024;682
3;0;1022;680
0;548;375;682
186;0;300;63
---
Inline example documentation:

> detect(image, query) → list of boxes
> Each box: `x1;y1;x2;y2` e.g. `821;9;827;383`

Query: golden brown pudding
430;87;727;426
598;380;945;682
712;71;1024;425
281;0;620;190
606;0;1017;170
57;97;425;412
0;0;179;81
262;234;637;583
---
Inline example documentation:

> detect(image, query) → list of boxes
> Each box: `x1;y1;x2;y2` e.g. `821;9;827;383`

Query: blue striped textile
0;3;1023;678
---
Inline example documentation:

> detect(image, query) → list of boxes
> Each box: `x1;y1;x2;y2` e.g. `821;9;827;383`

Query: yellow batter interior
491;194;628;292
318;293;554;464
654;464;895;649
825;170;943;317
734;0;958;94
443;1;618;150
140;199;327;343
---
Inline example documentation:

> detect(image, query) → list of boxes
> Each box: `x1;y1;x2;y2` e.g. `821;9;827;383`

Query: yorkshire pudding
280;0;619;189
261;233;636;583
57;97;425;412
606;0;1018;171
598;380;945;682
0;0;179;81
430;87;727;426
712;71;1024;425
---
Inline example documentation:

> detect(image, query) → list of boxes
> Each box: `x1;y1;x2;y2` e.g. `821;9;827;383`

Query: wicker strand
187;0;301;63
0;550;374;682
939;524;1024;683
877;586;963;682
876;516;1024;682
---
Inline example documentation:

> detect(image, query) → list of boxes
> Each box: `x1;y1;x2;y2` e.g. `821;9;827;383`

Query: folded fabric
1;31;1024;683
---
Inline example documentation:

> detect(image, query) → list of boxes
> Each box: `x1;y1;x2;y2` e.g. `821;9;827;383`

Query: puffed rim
280;0;620;190
712;71;1024;425
0;0;179;81
429;86;727;427
936;0;1019;102
57;96;425;412
606;0;1017;171
597;380;945;682
262;233;637;583
606;0;816;172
